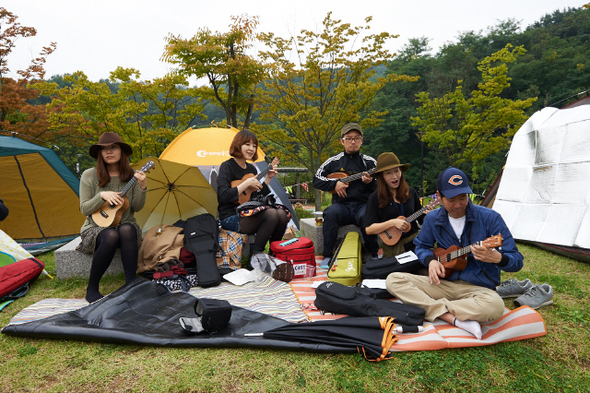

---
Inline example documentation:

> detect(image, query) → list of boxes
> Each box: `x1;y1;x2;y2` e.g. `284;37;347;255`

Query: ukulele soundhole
440;254;452;263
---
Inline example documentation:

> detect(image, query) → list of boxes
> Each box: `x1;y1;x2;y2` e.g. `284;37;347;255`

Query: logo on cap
448;175;463;186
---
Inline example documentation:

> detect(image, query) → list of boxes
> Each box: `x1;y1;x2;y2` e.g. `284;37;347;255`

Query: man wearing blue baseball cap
386;167;523;339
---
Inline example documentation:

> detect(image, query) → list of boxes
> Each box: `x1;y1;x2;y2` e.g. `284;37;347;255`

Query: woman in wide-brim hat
363;152;425;258
77;132;148;303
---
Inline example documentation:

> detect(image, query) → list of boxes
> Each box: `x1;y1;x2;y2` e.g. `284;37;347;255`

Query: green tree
0;7;56;139
256;12;417;209
355;7;589;193
35;68;205;159
411;44;537;186
363;37;436;195
510;7;590;109
162;14;266;129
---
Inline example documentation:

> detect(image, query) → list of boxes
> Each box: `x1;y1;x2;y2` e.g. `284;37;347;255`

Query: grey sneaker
514;283;554;309
496;278;533;298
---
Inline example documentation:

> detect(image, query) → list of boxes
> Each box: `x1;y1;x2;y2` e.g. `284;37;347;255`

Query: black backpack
183;214;221;288
314;281;425;327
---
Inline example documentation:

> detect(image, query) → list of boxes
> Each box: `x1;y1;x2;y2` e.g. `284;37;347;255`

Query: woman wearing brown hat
77;132;147;303
364;152;425;258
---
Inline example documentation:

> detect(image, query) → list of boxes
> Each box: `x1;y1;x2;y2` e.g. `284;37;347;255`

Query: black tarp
1;278;354;353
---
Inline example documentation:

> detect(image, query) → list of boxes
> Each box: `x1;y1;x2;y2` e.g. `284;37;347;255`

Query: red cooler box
270;237;315;278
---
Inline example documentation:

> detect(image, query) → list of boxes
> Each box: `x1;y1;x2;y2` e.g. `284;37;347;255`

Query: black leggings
239;208;290;254
86;223;138;301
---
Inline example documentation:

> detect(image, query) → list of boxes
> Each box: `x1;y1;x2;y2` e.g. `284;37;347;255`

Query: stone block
54;237;123;280
299;218;363;256
55;233;257;279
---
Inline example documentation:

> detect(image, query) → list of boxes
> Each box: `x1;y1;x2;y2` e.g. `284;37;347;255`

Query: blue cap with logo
437;167;473;198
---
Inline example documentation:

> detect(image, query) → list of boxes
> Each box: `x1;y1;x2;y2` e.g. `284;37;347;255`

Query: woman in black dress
364;152;424;257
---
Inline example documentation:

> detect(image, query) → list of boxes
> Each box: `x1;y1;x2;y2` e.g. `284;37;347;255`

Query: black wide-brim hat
89;132;133;159
372;152;410;176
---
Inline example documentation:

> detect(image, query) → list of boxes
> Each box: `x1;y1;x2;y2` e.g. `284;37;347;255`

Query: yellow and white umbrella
159;126;265;166
132;157;218;232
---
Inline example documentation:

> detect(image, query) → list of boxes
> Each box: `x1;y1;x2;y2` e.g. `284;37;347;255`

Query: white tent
493;104;590;253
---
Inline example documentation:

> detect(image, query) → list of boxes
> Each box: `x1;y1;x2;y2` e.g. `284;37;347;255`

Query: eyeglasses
342;137;363;142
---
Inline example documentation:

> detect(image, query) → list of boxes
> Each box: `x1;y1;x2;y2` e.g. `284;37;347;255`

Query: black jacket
312;151;376;204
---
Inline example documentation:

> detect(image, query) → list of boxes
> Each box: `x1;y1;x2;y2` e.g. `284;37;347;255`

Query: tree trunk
226;111;232;128
314;188;322;211
244;101;254;130
311;147;322;211
231;105;238;128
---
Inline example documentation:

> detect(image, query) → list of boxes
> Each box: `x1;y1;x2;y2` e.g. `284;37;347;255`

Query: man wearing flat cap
386;167;523;339
313;123;379;267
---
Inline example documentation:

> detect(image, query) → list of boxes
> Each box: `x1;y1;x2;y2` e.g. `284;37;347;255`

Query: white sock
453;318;482;340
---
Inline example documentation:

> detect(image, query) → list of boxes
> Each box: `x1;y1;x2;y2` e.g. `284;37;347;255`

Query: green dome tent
0;135;83;245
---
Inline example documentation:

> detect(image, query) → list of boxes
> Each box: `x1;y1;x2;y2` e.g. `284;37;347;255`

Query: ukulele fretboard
405;203;435;223
339;167;377;183
437;240;483;263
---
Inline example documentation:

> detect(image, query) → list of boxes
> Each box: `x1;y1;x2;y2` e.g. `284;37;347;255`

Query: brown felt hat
89;132;133;159
372;152;410;176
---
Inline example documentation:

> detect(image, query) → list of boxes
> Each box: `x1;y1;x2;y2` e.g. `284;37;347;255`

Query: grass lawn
1;242;589;392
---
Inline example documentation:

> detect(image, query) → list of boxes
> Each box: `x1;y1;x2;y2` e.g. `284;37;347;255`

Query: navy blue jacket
413;201;523;289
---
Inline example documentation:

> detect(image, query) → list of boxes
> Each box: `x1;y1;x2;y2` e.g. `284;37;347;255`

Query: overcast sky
3;0;585;83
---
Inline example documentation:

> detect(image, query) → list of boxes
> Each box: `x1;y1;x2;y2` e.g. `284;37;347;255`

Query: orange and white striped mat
290;260;547;351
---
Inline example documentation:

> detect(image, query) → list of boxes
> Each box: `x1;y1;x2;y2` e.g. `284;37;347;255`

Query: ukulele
231;157;279;205
379;197;441;246
91;160;155;228
433;234;503;279
327;167;377;192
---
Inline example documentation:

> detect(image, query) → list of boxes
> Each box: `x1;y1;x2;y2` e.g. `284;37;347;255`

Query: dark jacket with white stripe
312;151;376;204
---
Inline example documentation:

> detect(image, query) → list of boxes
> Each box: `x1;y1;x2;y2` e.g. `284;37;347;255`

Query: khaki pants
386;273;505;323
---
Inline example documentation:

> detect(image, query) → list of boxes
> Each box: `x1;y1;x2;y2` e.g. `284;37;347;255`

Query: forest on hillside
362;7;589;195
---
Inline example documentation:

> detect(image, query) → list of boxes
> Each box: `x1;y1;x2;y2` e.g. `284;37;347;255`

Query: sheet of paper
396;251;418;264
361;279;387;289
312;280;327;288
223;269;259;286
